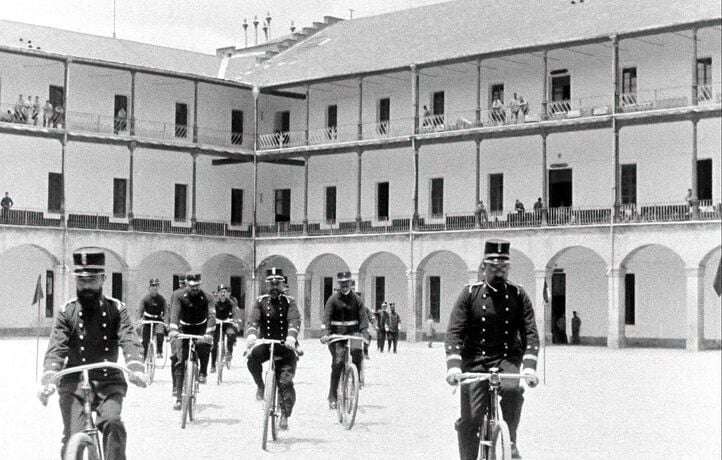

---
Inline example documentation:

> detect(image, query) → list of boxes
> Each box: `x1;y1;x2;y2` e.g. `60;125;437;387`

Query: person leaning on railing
445;239;539;460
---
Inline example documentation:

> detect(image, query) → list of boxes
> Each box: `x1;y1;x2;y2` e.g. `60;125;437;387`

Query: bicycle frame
246;338;284;450
139;319;166;381
327;334;365;429
176;333;205;428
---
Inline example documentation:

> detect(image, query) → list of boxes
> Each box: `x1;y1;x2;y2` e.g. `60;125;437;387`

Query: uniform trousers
327;341;363;400
247;344;298;417
211;323;237;365
171;325;211;397
140;322;164;359
387;330;399;353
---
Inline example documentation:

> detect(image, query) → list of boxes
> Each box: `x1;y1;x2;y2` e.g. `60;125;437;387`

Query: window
274;188;291;223
275;111;290;146
113;178;127;217
377;182;389;220
230;276;245;312
624;273;635;325
697;58;713;102
429;276;441;322
45;270;54;318
112;272;123;301
49;85;64;109
549;168;573;208
697;159;712;202
174;183;187;221
325;186;337;223
173;274;182;291
622;67;637;104
48;172;63;213
114;95;128;134
621;164;636;205
327;105;338;139
231;110;244;145
231;188;243;225
488;173;503;213
430;178;444;217
378;98;390;134
490;84;504;107
550;71;571;113
323;277;334;306
374;276;386;311
432;91;445;116
175;102;188;138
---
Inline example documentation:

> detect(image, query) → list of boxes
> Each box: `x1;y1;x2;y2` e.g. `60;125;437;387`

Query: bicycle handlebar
215;319;237;325
456;372;534;384
52;362;138;382
325;334;367;344
244;338;298;358
138;320;166;326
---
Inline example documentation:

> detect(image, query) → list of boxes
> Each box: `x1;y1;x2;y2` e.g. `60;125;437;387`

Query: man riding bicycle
137;277;167;360
322;271;370;409
445;239;539;460
37;250;147;460
211;283;242;373
168;272;215;410
246;267;301;431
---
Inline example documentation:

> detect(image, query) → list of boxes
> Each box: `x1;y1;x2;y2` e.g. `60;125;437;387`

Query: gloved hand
319;335;329;345
522;368;538;388
202;334;213;344
37;383;56;406
445;367;462;386
284;336;297;349
246;334;257;349
168;330;179;341
128;371;149;388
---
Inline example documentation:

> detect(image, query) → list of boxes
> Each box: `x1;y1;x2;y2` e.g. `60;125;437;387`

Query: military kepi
185;273;202;286
336;271;353;282
266;267;284;280
483;239;510;262
72;250;105;276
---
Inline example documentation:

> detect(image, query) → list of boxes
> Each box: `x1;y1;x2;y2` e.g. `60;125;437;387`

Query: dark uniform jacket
246;294;300;341
387;311;401;333
323;291;369;337
215;298;242;331
445;280;539;372
137;294;167;321
43;296;144;386
168;289;216;336
374;310;389;330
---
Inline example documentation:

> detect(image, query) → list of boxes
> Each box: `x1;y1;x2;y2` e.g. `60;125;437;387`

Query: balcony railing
66;111;130;136
419;110;480;133
698;82;722;105
0;207;61;227
0;102;64;128
620;85;692;113
257;130;307;150
361;117;415;140
196;125;248;148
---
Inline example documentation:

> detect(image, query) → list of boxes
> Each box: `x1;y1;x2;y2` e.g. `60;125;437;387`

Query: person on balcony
32;96;41;126
515;199;525;217
14;95;25;122
475;200;488;227
43;100;54;127
114;107;127;134
24;95;33;124
510;93;521;123
491;97;505;124
52;104;65;128
1;192;14;217
422;105;432;129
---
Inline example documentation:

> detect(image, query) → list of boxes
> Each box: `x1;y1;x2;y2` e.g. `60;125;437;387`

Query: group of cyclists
38;236;540;459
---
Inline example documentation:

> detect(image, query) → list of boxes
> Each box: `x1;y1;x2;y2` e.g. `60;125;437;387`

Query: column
541;50;548;120
62;58;70;126
128;141;135;227
475;58;482;125
411;64;420;135
406;270;419;342
468;269;479;284
190;151;198;228
53;264;68;316
611;35;620;113
129;70;136;135
534;270;549;346
541;132;548;224
192;80;199;143
296;273;307;340
691;118;699;218
611;34;621;213
303;155;309;234
304;85;310;145
475;139;481;204
357;78;363;140
252;86;260;244
685;266;704;351
412;143;420;221
355;150;363;231
691;28;699;105
607;268;626;349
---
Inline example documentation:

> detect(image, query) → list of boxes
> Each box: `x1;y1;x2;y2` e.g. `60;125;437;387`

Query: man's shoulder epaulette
467;281;484;294
505;281;523;296
281;294;295;302
257;294;269;301
106;296;126;311
59;298;77;314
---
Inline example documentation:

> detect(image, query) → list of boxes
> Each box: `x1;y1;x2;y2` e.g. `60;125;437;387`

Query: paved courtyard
2;338;720;459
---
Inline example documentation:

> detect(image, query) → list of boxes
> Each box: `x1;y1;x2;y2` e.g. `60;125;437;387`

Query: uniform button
79;311;83;317
505;331;509;335
481;317;486;322
505;294;509;299
79;335;84;340
102;312;107;317
504;353;508;357
505;307;509;312
482;306;486;310
105;347;109;351
79;322;84;328
482;294;487;298
104;358;109;362
482;351;486;355
103;336;107;340
81;358;86;362
482;328;486;332
505;320;509;324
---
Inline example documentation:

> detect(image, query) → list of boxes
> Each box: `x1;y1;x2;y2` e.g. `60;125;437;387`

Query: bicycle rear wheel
489;420;512;460
190;362;199;421
341;364;359;430
145;341;156;384
335;372;345;423
64;432;99;460
216;338;225;385
261;371;277;450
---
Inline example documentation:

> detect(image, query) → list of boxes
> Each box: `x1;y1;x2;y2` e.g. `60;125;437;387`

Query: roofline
260;17;722;90
0;45;254;91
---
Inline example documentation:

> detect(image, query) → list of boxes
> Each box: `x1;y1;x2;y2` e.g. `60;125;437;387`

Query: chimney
262;21;268;42
253;15;259;45
242;18;248;48
290;21;296;33
266;12;272;39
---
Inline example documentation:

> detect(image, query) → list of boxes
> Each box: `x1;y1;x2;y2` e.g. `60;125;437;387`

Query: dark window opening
274;188;291;223
429;276;441;322
621;164;637;205
111;272;123;301
175;102;188;138
49;85;64;109
378;98;390;134
374;276;386;311
488;173;503;213
624;273;635;325
549;168;572;208
697;159;712;202
490;84;505;107
325;186;337;223
550;73;571;113
113;178;127;217
48;172;63;213
114;95;128;134
377;182;389;220
230;276;245;314
430;178;444;217
622;67;637;105
327;105;338;139
45;270;54;318
231;188;243;225
275;111;290;146
323;277;334;306
174;184;187;221
231;110;244;145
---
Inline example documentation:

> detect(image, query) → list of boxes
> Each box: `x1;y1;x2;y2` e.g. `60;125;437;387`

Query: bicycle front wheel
216;338;225;385
64;432;100;460
190;362;199;420
489;420;512;460
145;341;156;384
341;364;360;430
180;361;195;428
261;371;277;450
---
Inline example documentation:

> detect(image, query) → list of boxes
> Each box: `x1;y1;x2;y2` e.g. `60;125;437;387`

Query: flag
714;258;722;297
543;278;549;304
32;274;44;305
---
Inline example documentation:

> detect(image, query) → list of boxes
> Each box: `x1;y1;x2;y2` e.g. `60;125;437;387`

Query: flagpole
35;299;41;382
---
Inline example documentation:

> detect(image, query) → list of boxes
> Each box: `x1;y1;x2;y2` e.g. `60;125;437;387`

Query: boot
279;413;289;430
256;386;265;401
455;420;480;460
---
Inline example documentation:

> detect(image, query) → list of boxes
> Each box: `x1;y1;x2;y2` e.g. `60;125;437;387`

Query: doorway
551;271;567;344
549;168;572;208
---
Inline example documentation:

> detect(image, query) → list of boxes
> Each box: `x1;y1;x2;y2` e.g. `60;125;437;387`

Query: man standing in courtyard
445;239;539;459
386;303;401;353
137;278;166;360
375;302;389;352
571;311;581;345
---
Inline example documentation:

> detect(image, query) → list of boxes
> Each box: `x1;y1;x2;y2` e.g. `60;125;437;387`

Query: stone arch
544;245;608;345
0;244;60;330
359;252;408;334
305;253;351;328
257;255;298;298
74;245;128;302
201;253;251;310
699;246;721;344
619;244;686;345
417;250;469;331
133;250;191;315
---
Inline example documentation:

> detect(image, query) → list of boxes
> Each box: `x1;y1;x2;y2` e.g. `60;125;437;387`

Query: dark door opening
374;276;386;311
45;270;54;318
550;73;571;113
551;271;567;344
377;182;389;220
327;105;338;139
114;95;128;133
230;275;244;334
549;168;572;208
429;276;441;322
378;98;390;134
175;102;188;137
231;110;244;145
697;158;712;202
111;272;123;301
276;111;290;146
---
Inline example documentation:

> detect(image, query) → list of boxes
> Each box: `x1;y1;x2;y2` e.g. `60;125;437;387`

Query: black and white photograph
0;0;720;458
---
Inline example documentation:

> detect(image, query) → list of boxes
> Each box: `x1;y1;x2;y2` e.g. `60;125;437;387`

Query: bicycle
455;368;536;460
175;333;206;429
325;334;366;430
39;362;147;460
139;319;167;384
245;338;298;450
214;319;236;385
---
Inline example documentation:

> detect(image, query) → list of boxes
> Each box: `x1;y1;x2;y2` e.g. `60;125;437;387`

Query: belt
143;312;161;319
180;318;207;326
330;320;358;326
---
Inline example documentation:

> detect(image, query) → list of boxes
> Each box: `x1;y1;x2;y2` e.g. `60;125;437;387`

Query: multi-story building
1;0;720;350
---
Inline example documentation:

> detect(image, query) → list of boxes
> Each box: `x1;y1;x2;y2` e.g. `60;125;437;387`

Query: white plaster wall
307;255;351;328
255;163;304;224
132;148;192;219
359;253;408;329
133;74;194;133
418;142;477;216
360;148;414;220
0;54;64;108
0;134;61;210
418;251;468;331
703;248;721;340
306;153;359;223
482;136;545;212
196;83;254;148
195;156;254;222
65;142;129;214
0;245;57;328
